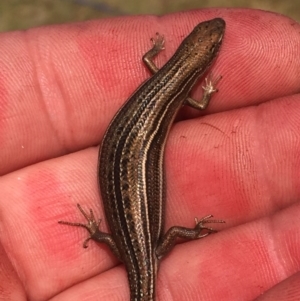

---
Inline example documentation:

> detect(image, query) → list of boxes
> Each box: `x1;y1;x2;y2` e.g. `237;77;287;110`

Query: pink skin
0;9;300;301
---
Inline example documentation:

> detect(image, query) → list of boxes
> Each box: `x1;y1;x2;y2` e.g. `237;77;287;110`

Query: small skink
59;17;226;301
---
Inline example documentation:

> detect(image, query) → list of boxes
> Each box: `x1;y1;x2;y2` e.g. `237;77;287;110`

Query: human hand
0;9;300;301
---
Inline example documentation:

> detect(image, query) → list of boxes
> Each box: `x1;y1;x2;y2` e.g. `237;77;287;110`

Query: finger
49;267;127;301
206;11;300;112
253;271;300;301
166;93;300;226
1;10;299;175
159;203;300;301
